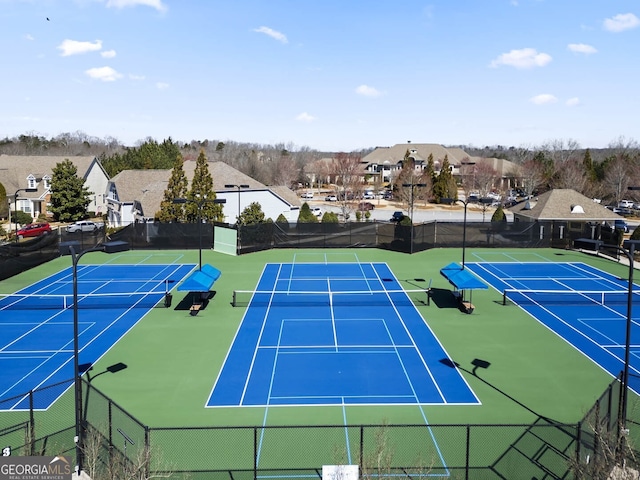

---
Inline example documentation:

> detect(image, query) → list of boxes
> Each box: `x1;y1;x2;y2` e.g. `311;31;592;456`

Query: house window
27;175;37;189
43;176;51;189
19;199;31;213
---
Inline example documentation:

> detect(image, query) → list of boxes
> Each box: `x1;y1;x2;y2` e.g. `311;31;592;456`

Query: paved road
308;200;511;223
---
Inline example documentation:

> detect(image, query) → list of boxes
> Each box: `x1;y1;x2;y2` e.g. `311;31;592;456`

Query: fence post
29;390;35;456
465;425;470;480
254;427;258;480
575;421;581;468
359;426;364;473
144;426;150;479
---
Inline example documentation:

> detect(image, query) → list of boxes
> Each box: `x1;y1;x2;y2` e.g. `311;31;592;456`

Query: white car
300;192;314;199
66;220;99;233
311;207;323;218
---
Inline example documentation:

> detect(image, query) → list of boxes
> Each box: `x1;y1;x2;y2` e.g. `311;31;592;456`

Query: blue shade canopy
440;263;488;290
177;264;221;292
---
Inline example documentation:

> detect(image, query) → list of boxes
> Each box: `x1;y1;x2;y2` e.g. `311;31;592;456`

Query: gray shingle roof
0;155;99;199
508;189;622;221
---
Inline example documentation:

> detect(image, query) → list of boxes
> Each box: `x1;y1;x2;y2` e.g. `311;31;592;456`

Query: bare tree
518;158;546;198
330;152;362;221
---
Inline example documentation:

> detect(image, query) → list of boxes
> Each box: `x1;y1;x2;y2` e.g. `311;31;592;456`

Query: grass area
1;247;621;431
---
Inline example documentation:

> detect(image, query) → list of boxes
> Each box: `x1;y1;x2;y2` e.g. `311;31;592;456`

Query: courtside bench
177;264;221;316
439;262;488;314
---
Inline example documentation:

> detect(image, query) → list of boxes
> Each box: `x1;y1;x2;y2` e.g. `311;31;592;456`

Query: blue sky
1;0;638;151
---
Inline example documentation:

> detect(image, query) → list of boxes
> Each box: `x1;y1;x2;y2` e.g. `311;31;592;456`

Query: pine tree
186;149;224;222
157;154;188;222
433;155;457;202
50;159;92;221
297;202;318;223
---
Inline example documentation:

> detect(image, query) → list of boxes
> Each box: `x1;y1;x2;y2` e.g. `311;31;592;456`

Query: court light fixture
59;240;130;476
441;196;492;269
224;184;250;225
173;196;226;270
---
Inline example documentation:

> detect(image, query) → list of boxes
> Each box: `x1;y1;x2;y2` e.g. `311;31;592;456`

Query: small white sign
322;465;359;480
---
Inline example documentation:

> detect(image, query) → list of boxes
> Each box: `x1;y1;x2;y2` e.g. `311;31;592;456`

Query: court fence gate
3;376;640;479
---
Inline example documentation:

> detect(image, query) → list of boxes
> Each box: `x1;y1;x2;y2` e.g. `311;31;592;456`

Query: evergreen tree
491;205;507;222
583;148;597;183
433;155;457;202
157;154;188;222
237;202;266;225
321;211;339;223
49;159;92;221
297;202;318;223
0;182;8;219
186;149;223;222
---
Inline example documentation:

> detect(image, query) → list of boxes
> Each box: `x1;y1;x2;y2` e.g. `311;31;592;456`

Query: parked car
66;220;100;233
615;219;629;233
300;192;314;199
390;211;405;222
16;222;51;238
324;195;337;202
363;192;375;200
357;202;375;211
311;207;323;218
618;200;634;209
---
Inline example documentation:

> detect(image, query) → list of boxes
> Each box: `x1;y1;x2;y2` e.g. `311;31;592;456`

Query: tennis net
232;289;429;308
0;291;167;310
502;288;640;307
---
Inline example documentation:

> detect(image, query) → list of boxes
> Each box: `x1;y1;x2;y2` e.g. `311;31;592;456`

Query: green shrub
12;210;33;225
491;205;506;222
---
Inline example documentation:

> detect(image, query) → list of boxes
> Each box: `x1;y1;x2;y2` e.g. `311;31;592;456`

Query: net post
502;290;507;306
232;290;237;307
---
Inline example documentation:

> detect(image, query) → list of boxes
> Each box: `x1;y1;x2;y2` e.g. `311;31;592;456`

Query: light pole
224;184;249;224
59;240;129;476
442;196;492;269
13;188;38;241
173;196;226;270
402;182;426;254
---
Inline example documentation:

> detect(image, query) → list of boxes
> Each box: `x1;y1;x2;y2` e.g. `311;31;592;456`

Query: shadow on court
440;357;577;479
429;288;460;309
174;291;217;311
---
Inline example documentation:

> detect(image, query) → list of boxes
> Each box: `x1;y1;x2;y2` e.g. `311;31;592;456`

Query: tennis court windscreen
232;289;428;308
0;291;166;310
502;289;640;307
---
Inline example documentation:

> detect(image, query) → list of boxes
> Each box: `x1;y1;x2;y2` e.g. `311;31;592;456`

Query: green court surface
1;247;622;431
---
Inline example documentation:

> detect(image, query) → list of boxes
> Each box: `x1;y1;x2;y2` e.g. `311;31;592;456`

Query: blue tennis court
0;263;195;410
466;261;640;394
208;262;479;407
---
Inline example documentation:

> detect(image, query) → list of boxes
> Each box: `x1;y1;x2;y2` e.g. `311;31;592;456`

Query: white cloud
58;39;102;56
85;66;123;82
101;49;116;58
603;13;640;32
490;48;552;69
530;94;558;105
296;112;316;122
568;43;597;54
156;82;169;90
355;84;382;97
253;26;288;43
129;74;145;81
105;0;167;12
566;97;580;106
25;34;34;41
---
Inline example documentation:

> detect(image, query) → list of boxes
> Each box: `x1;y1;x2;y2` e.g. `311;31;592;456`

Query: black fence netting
5;376;640;478
108;222;218;250
0;233;60;281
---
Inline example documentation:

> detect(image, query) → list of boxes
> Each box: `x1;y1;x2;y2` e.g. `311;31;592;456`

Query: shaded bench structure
177;264;221;315
439;262;488;314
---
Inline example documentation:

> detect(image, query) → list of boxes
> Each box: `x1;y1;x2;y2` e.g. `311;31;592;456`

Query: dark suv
390;211;405;222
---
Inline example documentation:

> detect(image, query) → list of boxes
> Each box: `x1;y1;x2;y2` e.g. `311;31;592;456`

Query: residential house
106;161;301;227
361;143;519;191
0;155;110;222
